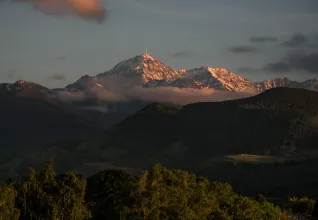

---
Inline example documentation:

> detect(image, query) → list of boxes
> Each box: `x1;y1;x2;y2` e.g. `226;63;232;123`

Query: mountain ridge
2;53;318;93
64;53;318;93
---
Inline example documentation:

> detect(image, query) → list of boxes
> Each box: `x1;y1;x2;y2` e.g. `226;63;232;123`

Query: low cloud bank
55;86;254;106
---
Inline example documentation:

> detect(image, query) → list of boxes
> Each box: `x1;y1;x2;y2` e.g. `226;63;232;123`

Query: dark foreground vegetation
0;161;316;220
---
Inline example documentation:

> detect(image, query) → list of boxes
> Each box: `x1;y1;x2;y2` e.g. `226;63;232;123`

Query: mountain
65;53;318;93
301;78;318;91
0;80;55;99
98;53;180;84
254;77;302;91
0;80;104;154
0;79;151;157
175;67;255;91
65;75;99;91
66;53;256;92
66;53;181;91
3;87;318;198
2;54;318;154
2;54;318;196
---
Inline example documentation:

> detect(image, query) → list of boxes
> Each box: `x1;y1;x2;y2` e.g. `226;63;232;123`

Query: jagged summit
97;53;180;85
180;67;254;92
141;51;155;60
255;77;301;91
65;53;180;90
301;78;318;91
66;53;256;91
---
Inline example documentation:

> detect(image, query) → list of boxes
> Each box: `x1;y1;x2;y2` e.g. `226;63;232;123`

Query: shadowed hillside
0;96;103;152
1;88;318;198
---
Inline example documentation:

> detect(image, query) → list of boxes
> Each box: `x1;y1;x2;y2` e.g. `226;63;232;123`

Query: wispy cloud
236;67;262;74
264;62;291;73
50;56;66;61
249;36;278;43
281;33;309;47
228;46;259;54
172;51;194;58
48;74;66;81
264;52;318;74
234;33;318;76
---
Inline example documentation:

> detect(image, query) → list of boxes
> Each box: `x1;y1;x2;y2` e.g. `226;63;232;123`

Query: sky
0;0;318;88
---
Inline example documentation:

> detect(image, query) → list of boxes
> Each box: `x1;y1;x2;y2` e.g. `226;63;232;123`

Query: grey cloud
288;53;318;73
48;74;66;80
249;36;278;43
248;33;318;49
264;52;318;74
51;56;66;61
172;51;194;58
281;33;308;47
228;46;259;54
264;62;291;73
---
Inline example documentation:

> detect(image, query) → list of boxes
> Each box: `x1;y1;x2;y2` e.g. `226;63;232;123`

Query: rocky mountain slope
66;53;318;93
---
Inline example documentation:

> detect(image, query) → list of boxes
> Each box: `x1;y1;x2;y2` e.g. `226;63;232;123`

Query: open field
224;154;286;164
201;150;318;168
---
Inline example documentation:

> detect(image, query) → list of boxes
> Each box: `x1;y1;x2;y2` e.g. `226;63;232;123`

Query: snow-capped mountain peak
180;67;254;92
141;52;156;60
64;53;318;93
97;53;181;85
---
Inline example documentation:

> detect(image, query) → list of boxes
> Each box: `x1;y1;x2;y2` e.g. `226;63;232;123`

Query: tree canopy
0;162;315;220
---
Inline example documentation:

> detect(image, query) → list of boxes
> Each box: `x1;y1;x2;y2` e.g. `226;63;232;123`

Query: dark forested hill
0;96;103;152
2;88;318;198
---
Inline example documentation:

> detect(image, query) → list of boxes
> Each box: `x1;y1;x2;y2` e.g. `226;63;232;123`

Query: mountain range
2;53;318;198
1;52;318;153
2;53;318;97
66;53;318;92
